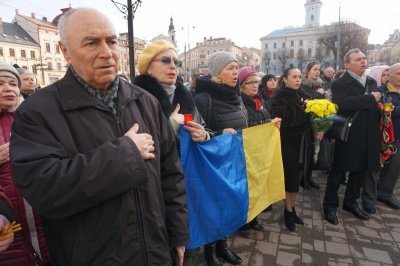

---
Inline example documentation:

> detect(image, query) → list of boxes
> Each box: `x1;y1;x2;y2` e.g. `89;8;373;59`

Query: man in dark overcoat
323;48;381;224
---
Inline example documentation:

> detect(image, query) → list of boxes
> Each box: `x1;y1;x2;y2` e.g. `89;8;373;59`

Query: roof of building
0;21;39;46
16;14;57;30
260;26;308;39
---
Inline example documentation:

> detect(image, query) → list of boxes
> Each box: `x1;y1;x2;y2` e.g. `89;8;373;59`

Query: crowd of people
0;7;399;266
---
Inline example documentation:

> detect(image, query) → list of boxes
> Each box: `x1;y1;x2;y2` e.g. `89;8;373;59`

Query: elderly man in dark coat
9;8;189;265
323;48;381;225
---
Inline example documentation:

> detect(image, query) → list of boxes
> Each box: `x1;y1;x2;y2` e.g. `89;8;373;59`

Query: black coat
134;75;202;121
10;69;189;265
300;78;325;100
241;93;271;127
271;87;312;149
331;71;380;172
194;79;248;134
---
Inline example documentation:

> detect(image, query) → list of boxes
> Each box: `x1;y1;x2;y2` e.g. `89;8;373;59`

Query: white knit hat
207;51;237;77
0;62;22;88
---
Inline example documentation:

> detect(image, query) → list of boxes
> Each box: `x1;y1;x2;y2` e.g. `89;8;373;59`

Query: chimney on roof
43;17;47;22
204;37;206;41
31;13;36;19
16;9;19;15
210;36;212;40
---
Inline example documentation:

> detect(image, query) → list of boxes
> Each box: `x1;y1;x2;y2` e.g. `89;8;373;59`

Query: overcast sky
1;0;398;53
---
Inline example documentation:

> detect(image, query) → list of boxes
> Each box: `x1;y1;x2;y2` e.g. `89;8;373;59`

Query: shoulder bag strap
20;228;45;266
206;93;212;126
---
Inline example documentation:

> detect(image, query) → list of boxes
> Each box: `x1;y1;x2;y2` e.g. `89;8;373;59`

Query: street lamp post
182;25;195;82
111;0;142;81
336;1;341;71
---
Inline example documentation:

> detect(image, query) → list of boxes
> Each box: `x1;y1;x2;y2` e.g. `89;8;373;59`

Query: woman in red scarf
237;66;281;237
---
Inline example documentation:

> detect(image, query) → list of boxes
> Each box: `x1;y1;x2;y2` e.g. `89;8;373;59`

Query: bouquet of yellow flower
305;99;338;164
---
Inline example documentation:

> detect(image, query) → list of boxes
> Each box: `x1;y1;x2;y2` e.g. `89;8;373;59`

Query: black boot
238;224;250;238
292;207;304;225
262;205;273;212
300;178;312;190
204;242;221;266
284;209;296;232
216;238;242;265
307;177;320;189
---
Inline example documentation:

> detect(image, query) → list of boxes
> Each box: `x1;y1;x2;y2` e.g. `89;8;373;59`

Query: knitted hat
207;51;237;77
238;66;257;85
0;62;22;88
261;74;276;88
138;40;177;75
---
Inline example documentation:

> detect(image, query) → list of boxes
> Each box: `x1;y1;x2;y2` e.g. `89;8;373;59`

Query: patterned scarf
71;67;120;115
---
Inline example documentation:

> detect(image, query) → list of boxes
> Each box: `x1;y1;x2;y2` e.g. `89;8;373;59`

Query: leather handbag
324;111;359;142
314;139;335;170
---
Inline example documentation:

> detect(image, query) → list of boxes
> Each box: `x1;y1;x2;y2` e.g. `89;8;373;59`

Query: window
47;62;52;70
300;40;303;46
273;43;277;49
32;66;37;75
55;45;60;54
264;43;268;49
0;47;3;56
311;15;314;21
9;48;15;57
290;49;294;58
45;43;51;53
30;51;35;58
291;41;294;46
308;48;312;57
273;52;277;60
21;50;26;58
282;42;286;48
57;62;62;71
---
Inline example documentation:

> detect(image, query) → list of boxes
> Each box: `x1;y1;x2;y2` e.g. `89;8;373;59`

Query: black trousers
323;170;365;211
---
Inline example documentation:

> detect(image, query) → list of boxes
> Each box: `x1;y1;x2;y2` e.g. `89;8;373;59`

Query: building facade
0;19;41;82
13;9;69;86
260;0;336;75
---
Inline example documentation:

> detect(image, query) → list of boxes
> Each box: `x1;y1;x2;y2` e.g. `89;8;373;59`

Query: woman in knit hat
259;74;277;116
0;62;51;265
236;66;281;238
133;40;210;266
193;51;244;266
14;66;37;98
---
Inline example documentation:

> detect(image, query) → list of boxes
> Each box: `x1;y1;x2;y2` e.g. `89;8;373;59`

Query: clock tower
304;0;322;27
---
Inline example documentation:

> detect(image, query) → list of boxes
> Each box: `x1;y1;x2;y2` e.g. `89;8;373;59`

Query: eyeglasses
244;81;261;86
152;56;182;67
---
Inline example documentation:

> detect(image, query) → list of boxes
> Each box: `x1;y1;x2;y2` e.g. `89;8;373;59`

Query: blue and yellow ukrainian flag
179;122;285;248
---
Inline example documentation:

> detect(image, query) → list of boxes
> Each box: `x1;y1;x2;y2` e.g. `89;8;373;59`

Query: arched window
290;49;294;58
308;48;312;57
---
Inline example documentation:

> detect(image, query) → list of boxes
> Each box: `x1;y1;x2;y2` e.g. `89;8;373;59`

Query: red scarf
253;97;261;110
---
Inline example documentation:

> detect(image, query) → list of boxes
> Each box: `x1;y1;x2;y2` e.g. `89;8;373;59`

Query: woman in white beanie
0;62;50;265
193;51;244;266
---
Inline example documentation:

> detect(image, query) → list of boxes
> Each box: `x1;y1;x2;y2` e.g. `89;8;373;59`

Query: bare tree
314;46;324;63
297;49;306;73
318;21;369;69
278;48;290;73
263;51;271;74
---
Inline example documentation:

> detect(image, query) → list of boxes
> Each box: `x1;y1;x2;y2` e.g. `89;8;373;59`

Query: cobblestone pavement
194;170;400;266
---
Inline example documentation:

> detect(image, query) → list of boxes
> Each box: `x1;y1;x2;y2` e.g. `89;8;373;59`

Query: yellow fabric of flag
243;123;285;222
